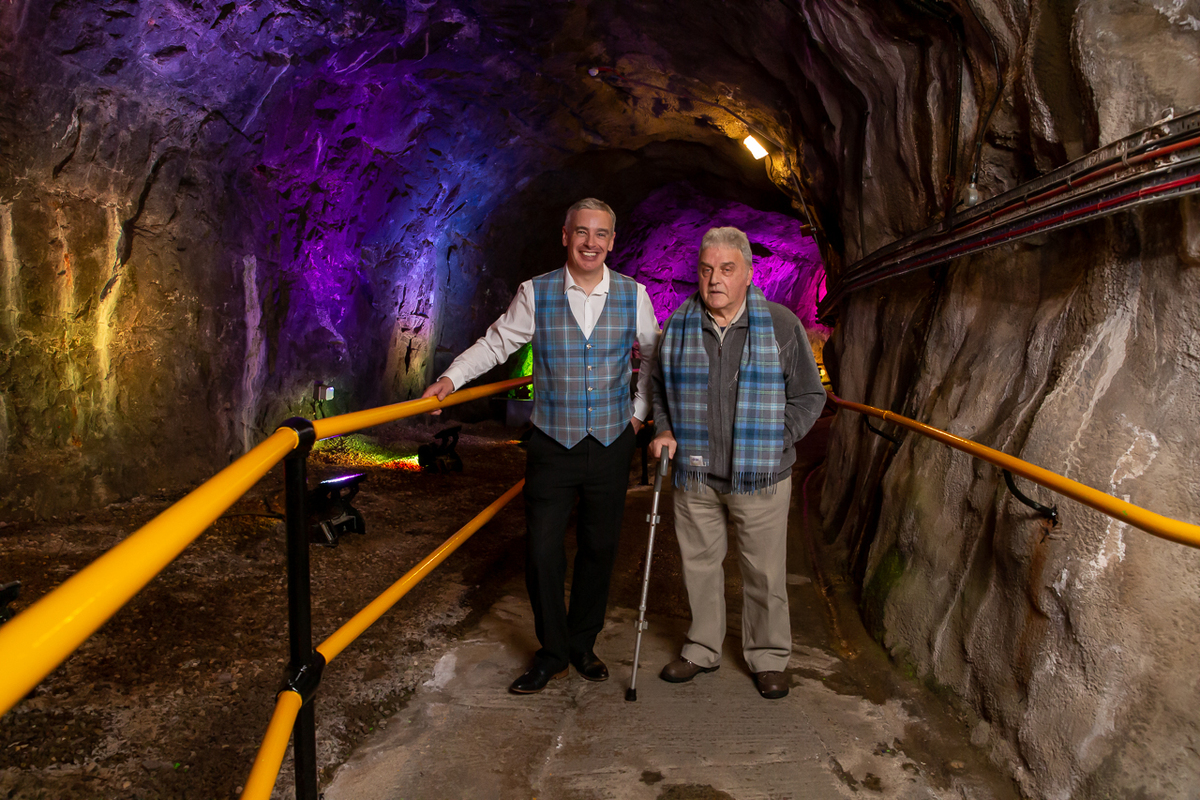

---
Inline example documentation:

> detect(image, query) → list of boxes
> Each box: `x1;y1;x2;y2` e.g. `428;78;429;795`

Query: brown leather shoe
753;670;789;699
660;657;719;683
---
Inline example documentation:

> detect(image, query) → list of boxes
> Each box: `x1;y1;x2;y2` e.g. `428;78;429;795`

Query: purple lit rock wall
239;28;529;439
0;1;806;518
613;183;828;343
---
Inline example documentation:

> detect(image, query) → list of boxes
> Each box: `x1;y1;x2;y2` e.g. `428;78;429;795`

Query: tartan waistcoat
531;268;637;448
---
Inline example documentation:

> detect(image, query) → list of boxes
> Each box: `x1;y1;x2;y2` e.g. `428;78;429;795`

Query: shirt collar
563;264;609;296
705;296;748;328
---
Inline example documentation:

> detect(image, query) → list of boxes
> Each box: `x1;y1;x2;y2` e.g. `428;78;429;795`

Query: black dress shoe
509;661;568;694
570;651;609;682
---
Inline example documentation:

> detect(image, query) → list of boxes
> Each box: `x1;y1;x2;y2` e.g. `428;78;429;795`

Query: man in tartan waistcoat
650;226;826;700
422;198;660;694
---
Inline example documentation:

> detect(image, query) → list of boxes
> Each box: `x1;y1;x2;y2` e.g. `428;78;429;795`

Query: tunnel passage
1;0;841;516
3;2;1200;800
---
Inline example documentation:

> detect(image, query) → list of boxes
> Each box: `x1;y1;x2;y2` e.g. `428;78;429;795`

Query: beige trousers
674;476;792;673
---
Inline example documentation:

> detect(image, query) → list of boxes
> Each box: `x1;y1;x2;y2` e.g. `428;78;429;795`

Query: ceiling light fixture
743;134;768;160
583;67;817;231
964;180;982;207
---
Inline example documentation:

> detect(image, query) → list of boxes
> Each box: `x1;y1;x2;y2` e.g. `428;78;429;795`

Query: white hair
699;227;753;268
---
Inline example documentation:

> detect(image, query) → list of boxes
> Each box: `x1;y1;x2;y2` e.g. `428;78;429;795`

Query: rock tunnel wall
824;206;1200;799
814;2;1200;799
2;0;1199;796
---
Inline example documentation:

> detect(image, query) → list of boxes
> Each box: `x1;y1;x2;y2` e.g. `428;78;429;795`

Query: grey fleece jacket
651;299;827;493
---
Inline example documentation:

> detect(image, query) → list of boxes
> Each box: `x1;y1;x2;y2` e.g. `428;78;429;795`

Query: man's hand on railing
420;377;456;415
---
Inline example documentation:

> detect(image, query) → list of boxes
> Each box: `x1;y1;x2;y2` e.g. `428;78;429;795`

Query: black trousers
523;424;637;669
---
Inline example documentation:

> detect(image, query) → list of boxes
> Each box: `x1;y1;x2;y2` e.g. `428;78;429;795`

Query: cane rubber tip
625;688;637;702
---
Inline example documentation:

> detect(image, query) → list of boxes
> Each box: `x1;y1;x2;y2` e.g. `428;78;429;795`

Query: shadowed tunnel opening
213;25;828;446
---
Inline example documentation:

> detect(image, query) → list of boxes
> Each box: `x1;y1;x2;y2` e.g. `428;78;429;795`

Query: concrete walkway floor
323;451;1019;800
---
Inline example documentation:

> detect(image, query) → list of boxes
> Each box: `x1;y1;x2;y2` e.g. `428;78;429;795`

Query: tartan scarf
661;284;785;494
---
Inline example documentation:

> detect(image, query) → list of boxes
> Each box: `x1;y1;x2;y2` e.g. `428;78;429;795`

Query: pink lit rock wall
613;183;828;342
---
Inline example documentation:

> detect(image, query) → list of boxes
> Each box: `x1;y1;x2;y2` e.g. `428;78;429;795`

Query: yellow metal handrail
0;428;300;716
828;393;1200;549
239;479;526;800
311;377;530;440
0;376;532;718
241;690;304;800
318;479;525;663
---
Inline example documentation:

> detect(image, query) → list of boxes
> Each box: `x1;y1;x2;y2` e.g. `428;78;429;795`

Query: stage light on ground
309;473;367;547
418;426;463;473
743;134;768;160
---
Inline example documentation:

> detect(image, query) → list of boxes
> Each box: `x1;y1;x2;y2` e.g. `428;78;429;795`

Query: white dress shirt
440;265;661;422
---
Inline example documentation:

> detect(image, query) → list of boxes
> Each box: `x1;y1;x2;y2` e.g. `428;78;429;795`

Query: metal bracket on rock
1002;469;1059;526
864;418;902;446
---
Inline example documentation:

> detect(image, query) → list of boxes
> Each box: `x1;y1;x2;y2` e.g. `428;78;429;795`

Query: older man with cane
422;198;660;694
650;226;826;699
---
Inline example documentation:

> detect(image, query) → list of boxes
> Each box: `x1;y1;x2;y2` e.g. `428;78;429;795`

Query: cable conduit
821;110;1200;318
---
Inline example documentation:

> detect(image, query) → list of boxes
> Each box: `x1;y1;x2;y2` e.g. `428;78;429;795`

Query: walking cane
626;454;671;702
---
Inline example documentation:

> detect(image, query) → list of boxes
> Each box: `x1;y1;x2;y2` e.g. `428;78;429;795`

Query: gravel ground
0;419;531;800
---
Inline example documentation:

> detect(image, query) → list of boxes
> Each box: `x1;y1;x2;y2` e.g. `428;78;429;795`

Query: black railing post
282;417;320;800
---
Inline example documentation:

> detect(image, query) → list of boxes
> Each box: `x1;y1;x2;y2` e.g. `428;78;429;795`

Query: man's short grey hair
565;198;616;231
699;227;753;269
